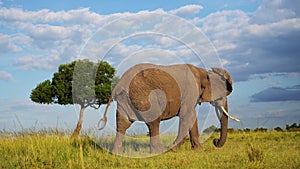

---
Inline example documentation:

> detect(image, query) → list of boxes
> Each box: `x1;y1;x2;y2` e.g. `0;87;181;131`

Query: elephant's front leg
189;119;201;149
147;119;164;153
171;107;197;150
112;110;132;154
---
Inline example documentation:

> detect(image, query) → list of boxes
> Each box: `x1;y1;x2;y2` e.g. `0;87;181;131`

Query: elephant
98;63;239;154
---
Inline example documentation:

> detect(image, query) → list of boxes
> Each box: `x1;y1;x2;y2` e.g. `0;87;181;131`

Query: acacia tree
30;59;115;137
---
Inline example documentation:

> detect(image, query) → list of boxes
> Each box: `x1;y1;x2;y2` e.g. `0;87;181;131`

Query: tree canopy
31;59;115;107
30;59;116;137
30;80;53;104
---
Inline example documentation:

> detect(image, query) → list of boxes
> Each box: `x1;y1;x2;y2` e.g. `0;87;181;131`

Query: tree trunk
71;104;85;138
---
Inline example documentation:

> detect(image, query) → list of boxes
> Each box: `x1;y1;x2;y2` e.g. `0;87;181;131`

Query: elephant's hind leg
147;119;165;153
112;110;132;154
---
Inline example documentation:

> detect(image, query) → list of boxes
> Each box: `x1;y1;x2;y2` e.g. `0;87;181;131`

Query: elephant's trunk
213;103;228;147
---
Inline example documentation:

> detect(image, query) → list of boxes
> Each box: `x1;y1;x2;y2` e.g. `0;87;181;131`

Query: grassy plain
0;130;299;169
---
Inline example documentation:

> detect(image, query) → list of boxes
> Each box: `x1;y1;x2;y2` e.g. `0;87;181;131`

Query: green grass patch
1;131;300;168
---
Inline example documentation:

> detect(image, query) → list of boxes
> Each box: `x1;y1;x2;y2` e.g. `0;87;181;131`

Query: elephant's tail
98;95;113;130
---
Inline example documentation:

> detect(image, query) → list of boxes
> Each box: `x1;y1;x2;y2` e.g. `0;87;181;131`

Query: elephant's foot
168;143;201;151
168;135;187;151
190;138;201;150
112;144;123;155
168;143;183;152
112;133;125;155
168;143;181;152
150;143;165;154
191;143;201;150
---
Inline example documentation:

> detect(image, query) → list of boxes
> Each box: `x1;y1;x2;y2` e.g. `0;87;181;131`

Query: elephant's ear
201;68;233;102
211;68;232;95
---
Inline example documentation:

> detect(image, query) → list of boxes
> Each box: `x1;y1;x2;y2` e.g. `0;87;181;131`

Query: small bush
274;127;283;132
247;143;264;163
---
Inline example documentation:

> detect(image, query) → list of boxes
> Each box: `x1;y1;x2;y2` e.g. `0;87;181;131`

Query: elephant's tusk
220;106;240;122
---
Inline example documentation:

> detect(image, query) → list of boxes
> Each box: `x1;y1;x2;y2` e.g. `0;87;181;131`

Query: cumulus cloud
0;34;22;53
250;0;300;24
0;7;104;26
0;71;14;82
0;7;101;70
251;85;300;102
196;0;300;81
0;1;299;81
170;4;203;17
13;52;61;71
1;7;177;71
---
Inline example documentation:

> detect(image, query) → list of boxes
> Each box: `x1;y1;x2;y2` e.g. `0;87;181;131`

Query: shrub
254;128;268;132
247;143;264;163
274;127;283;132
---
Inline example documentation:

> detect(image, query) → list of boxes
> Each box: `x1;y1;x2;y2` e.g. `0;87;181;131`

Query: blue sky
0;0;300;133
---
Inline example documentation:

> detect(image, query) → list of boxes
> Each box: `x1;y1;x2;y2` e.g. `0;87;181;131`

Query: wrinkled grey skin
102;63;233;154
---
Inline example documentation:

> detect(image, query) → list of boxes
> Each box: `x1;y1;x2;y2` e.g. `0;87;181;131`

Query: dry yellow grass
0;131;299;168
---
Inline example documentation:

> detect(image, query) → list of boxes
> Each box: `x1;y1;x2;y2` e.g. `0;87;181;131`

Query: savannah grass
0;130;299;168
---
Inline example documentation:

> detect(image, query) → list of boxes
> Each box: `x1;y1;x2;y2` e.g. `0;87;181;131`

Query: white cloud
0;34;22;53
1;1;299;81
250;0;300;24
1;6;210;71
0;7;101;46
0;7;101;70
194;0;300;81
0;7;104;26
0;70;14;82
14;51;61;71
201;10;249;40
170;4;203;17
243;18;300;38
